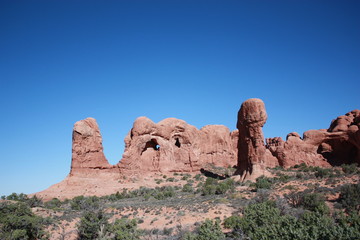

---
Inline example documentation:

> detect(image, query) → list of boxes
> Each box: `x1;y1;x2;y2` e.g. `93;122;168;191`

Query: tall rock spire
235;98;269;180
70;117;111;174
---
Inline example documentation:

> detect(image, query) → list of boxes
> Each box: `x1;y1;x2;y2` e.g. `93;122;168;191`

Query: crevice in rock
175;138;181;148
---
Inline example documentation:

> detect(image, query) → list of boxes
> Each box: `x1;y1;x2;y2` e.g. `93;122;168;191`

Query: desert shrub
226;201;296;239
181;174;191;181
153;186;175;200
295;172;304;179
253;176;273;191
314;167;333;178
5;192;28;201
202;178;218;195
182;183;194;193
155;179;163;184
106;189;128;201
201;178;235;195
298;163;308;170
223;215;242;230
194;174;202;181
223;201;354;240
299;211;339;239
167;177;175;182
26;195;43;208
285;191;329;215
293;164;301;169
70;196;100;211
77;210;109;240
184;219;225;240
216;178;235;194
275;173;291;183
44;198;62;209
284;191;303;208
2;193;43;208
0;201;49;240
338;183;360;212
272;166;284;171
341;163;358;175
163;227;173;236
301;192;329;214
110;218;141;240
252;189;271;203
334;211;360;239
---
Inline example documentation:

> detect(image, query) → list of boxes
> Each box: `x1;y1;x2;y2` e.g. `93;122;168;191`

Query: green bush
194;174;202;181
314;167;333;178
2;193;43;208
201;178;235;195
167;177;175;182
338;183;360;212
5;192;28;201
110;218;141;240
223;215;242;230
223;200;359;240
341;163;358;175
70;196;100;211
182;183;194;193
253;176;273;191
184;219;225;240
285;191;329;215
275;173;291;183
77;210;109;240
301;193;329;215
0;202;49;240
44;198;62;209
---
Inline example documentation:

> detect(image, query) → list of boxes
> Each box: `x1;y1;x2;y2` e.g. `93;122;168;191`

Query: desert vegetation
1;163;359;239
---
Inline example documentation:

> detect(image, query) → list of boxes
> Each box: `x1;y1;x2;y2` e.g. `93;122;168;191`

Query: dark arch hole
144;139;160;151
175;138;181;148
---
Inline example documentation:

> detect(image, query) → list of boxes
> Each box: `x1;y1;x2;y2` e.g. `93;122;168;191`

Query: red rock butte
35;98;360;200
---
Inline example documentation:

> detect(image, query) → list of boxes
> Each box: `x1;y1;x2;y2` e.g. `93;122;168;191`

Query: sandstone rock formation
265;110;360;168
234;99;359;180
118;117;237;174
35;99;359;200
35;116;237;200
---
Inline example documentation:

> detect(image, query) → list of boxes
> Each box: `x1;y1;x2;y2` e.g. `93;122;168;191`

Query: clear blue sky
0;0;359;196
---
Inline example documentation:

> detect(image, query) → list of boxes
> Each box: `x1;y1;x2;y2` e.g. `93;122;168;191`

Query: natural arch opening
143;139;160;153
175;138;181;148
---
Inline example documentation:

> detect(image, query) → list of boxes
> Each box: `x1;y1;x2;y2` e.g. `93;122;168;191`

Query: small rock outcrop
118;117;237;174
